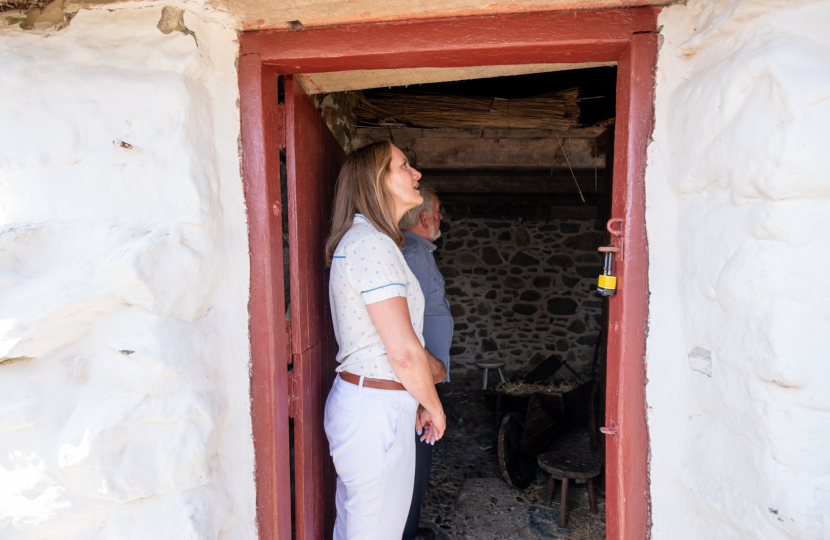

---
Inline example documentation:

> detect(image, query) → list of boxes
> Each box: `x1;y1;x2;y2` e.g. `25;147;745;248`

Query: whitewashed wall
646;1;830;538
0;7;256;539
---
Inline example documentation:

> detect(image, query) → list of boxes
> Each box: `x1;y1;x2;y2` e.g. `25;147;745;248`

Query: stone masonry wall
647;1;830;538
0;8;256;539
434;216;606;382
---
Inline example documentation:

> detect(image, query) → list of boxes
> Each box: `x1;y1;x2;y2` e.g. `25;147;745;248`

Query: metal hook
607;218;624;236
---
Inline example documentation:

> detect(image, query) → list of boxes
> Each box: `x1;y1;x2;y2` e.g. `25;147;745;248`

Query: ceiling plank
415;138;603;168
424;168;603;193
439;192;604;206
355;126;609;140
297;62;615;94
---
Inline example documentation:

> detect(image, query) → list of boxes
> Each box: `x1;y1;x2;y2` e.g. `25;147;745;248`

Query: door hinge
287;370;298;418
276;103;286;150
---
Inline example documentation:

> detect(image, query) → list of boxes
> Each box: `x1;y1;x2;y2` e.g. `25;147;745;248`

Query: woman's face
385;145;423;219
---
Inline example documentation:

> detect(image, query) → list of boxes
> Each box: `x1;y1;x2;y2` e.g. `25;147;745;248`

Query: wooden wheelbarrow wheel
497;412;537;489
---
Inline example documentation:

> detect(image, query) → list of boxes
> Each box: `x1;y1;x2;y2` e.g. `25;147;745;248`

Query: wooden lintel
351;137;605;169
439;192;604;207
355;126;609;140
550;206;599;219
241;9;657;71
423;168;604;194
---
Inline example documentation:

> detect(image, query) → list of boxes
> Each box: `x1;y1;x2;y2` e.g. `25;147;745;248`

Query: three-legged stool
475;360;506;390
537;452;601;527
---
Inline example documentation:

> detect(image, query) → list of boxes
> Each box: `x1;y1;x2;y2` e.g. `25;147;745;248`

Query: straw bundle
356;89;580;130
519;487;606;540
565;504;607;540
519;486;606;540
495;380;578;396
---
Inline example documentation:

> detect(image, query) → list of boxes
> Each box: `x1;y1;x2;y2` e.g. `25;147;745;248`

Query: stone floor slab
448;478;532;539
529;508;571;539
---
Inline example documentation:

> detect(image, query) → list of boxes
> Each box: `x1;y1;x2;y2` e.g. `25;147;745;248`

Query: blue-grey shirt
401;231;453;383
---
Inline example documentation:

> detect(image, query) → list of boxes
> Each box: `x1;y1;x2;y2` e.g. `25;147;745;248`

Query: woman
324;141;447;540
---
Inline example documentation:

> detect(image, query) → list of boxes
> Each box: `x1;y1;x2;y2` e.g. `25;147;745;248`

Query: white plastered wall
646;0;830;538
0;6;256;539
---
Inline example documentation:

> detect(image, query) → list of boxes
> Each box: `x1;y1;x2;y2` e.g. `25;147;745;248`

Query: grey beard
431;229;442;242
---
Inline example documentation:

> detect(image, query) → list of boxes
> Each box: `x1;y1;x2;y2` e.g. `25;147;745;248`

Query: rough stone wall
647;1;830;539
0;7;255;540
310;91;358;153
435;216;605;381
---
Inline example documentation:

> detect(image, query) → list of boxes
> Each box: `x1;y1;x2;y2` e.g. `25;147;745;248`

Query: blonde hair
325;141;402;266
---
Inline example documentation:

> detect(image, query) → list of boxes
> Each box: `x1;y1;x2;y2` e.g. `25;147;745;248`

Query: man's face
429;196;443;242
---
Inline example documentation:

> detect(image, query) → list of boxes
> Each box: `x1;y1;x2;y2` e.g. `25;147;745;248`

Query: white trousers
324;375;419;540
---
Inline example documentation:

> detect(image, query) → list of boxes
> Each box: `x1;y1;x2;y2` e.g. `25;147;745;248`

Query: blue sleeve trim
332;255;346;259
361;283;405;294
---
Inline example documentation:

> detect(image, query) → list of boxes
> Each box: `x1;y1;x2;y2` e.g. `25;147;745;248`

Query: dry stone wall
434;216;606;382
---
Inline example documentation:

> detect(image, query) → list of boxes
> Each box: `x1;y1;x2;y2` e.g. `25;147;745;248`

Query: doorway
239;8;656;540
325;68;614;538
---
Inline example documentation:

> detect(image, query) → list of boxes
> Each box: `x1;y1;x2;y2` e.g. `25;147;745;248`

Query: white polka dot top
329;214;426;381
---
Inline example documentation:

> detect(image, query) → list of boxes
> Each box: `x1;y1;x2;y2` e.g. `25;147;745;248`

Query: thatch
0;0;48;12
565;503;607;540
520;485;606;540
495;380;578;396
356;88;580;130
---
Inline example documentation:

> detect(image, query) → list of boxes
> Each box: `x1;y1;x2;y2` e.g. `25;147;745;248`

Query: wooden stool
537;452;601;527
475;360;506;390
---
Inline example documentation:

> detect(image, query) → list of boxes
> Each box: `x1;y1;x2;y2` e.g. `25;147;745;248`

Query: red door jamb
606;33;657;540
239;8;658;540
239;54;293;540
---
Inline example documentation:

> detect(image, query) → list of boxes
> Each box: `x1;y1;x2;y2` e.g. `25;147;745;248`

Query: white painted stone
687;347;712;377
0;6;255;539
646;1;830;538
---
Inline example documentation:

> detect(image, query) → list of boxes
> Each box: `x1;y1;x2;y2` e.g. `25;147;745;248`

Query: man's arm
403;242;431;298
426;348;447;384
403;241;449;384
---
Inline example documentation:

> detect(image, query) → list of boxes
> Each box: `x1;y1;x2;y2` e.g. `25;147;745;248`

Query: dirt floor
418;379;606;540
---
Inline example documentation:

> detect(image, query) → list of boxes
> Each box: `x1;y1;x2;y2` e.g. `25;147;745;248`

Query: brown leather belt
339;371;406;391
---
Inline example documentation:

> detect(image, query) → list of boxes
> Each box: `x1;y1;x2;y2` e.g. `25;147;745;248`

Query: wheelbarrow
482;354;597;489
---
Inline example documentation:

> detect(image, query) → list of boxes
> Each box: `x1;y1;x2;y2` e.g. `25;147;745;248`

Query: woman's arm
366;297;446;441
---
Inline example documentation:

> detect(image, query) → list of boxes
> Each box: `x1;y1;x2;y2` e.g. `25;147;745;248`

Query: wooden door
285;74;346;540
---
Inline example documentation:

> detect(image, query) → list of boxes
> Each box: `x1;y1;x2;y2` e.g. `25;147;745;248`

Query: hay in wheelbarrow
495;380;579;396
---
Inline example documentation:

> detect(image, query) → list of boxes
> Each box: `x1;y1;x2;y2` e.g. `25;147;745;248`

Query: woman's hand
417;406;446;445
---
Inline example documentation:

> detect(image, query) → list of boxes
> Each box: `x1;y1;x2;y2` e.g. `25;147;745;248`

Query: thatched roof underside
1;0;50;12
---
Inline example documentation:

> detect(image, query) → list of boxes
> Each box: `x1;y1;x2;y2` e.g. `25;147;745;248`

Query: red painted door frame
239;54;293;540
239;8;657;540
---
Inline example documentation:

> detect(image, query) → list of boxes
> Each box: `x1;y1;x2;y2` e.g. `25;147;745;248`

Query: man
399;186;453;540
